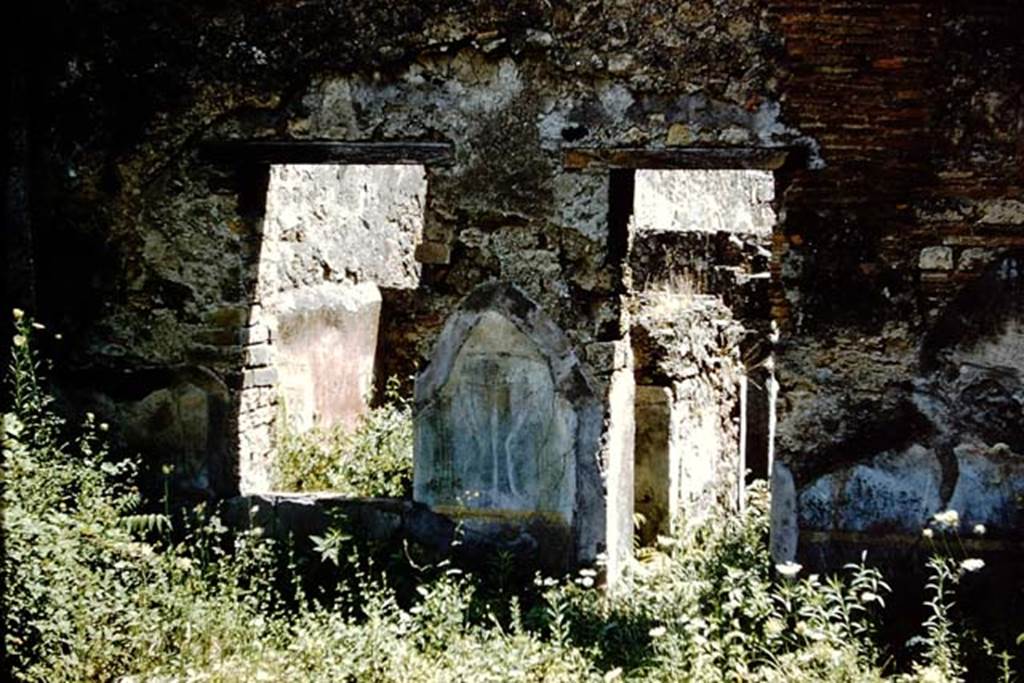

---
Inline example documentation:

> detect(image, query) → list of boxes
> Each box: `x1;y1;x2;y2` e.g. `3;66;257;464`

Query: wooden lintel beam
200;141;455;166
563;146;799;171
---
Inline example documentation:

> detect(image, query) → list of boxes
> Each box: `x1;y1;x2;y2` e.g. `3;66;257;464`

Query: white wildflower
12;335;26;348
973;524;986;536
579;568;598;577
648;626;667;638
775;561;803;578
932;509;959;530
922;528;934;539
960;558;985;573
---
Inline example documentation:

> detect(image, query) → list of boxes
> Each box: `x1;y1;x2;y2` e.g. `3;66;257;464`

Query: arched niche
414;282;603;565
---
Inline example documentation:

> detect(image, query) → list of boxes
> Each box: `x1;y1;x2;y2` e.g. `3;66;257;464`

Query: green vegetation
3;312;1020;681
271;378;413;497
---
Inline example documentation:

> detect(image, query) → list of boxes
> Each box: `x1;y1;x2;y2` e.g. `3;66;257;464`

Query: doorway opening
626;168;778;544
237;163;427;493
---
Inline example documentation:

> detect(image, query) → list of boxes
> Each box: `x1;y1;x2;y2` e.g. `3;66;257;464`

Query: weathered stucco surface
414;282;605;570
628;169;776;536
5;0;1022;570
633;170;775;235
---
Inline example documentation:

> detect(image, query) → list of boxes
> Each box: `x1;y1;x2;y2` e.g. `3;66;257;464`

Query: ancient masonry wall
9;1;1022;566
765;1;1024;567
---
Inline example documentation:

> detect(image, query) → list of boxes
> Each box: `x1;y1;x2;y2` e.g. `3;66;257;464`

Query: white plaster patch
978;199;1024;226
260;164;426;297
952;318;1024;371
919;246;954;270
633;169;775;235
598;82;635;121
958;247;992;271
551;172;608;242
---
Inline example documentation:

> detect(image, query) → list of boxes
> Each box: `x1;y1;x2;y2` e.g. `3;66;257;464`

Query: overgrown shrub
530;482;891;682
272;378;414;497
3;312;285;681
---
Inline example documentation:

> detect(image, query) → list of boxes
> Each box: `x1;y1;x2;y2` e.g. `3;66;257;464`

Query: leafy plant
272;376;414;498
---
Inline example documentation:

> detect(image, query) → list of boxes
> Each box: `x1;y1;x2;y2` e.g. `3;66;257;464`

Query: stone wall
628;170;775;540
7;0;1022;572
631;293;746;536
259;165;425;294
763;1;1024;567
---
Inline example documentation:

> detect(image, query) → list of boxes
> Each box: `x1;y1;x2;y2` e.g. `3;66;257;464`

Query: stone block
666;123;695;146
243;367;279;388
415;241;451;264
977;199;1024;226
244;343;273;368
958;247;991;271
607;53;635;75
919;246;954;270
244;324;271;345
